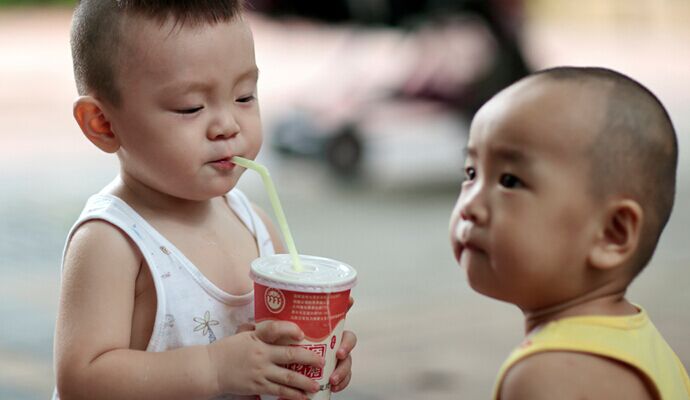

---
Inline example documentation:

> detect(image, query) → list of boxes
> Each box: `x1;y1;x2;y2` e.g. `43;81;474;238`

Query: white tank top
54;186;274;400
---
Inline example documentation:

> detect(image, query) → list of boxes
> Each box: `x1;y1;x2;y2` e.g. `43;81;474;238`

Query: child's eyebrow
463;145;533;166
491;147;532;166
160;68;259;95
236;67;259;82
160;80;212;95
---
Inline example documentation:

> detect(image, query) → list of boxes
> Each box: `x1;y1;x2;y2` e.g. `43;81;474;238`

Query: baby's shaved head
531;67;677;270
71;0;244;106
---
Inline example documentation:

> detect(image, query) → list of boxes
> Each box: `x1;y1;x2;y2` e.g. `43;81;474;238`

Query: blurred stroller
253;0;530;177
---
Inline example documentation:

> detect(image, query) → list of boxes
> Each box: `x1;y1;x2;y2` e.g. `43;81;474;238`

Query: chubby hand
209;320;323;400
329;329;356;392
234;298;358;395
330;296;357;392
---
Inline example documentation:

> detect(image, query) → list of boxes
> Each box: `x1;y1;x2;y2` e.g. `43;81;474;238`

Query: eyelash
175;106;203;114
237;95;255;103
173;95;254;114
463;167;524;189
499;173;523;189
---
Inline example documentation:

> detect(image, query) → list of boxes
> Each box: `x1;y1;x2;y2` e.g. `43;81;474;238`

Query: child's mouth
210;157;236;170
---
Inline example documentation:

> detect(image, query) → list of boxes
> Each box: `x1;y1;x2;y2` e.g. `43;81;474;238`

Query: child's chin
187;186;234;201
208;178;241;195
464;267;495;296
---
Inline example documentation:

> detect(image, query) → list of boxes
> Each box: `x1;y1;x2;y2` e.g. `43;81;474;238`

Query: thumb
235;323;255;334
255;320;304;344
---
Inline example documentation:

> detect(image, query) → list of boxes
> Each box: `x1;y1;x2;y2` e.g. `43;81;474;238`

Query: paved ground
1;5;689;399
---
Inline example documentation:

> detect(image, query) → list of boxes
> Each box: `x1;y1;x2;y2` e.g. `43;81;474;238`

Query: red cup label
286;344;326;379
255;284;350;342
255;283;351;400
265;288;286;313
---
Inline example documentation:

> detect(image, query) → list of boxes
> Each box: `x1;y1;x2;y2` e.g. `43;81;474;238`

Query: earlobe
73;96;120;153
588;200;643;271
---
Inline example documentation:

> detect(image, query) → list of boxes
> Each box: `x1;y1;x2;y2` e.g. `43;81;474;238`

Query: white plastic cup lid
250;254;357;293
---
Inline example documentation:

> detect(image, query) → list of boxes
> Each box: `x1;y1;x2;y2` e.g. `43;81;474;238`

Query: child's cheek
449;214;459;243
449;201;462;233
449;218;463;262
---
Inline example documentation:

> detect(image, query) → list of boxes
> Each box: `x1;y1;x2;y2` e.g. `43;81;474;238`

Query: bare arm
54;221;322;400
500;351;656;400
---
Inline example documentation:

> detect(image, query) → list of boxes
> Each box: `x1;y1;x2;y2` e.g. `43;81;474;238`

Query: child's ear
73;96;120;153
588;199;643;271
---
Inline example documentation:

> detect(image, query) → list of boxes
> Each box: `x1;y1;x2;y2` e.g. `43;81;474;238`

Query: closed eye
174;106;203;114
237;95;256;103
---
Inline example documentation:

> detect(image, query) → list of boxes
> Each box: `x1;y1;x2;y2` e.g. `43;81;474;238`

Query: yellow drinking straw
231;156;304;272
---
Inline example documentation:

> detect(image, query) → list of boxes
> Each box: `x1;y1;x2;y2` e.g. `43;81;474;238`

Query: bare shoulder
251;203;286;253
64;219;142;277
500;351;656;400
56;219;143;369
250;203;271;224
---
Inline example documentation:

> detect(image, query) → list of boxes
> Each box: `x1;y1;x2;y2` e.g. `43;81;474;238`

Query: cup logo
265;288;286;313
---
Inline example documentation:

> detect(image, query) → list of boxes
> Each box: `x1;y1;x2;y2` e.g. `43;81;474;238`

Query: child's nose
458;185;489;224
208;113;240;140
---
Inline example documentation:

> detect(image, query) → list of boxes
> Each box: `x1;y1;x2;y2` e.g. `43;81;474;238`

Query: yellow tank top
492;307;690;400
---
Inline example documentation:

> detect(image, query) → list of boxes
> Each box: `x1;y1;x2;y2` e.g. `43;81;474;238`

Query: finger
255;320;304;344
331;370;352;393
336;330;357;359
272;344;325;368
235;323;255;333
347;296;355;311
262;378;312;400
267;366;320;395
329;354;352;387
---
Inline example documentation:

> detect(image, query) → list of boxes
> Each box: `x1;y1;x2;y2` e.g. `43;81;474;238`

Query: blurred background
1;0;689;398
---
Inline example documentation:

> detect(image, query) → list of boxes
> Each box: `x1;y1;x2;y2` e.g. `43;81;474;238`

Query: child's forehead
117;15;255;83
121;12;247;42
469;79;606;160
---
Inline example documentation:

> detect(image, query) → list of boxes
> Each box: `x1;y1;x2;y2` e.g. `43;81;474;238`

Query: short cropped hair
71;0;244;106
533;66;677;272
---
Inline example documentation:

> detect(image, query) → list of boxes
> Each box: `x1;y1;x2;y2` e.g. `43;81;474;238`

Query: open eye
499;173;523;188
464;166;476;181
174;106;203;114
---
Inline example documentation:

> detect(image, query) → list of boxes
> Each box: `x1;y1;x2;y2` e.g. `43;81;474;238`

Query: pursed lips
209;156;233;163
454;225;487;262
208;155;237;170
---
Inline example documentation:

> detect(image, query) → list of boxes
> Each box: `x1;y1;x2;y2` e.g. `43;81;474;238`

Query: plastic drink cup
232;156;357;398
251;254;357;400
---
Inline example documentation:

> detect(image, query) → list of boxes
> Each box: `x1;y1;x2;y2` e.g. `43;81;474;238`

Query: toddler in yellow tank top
449;66;689;399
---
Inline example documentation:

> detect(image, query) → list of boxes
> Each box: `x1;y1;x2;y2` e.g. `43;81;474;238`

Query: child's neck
112;173;215;221
523;290;638;335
